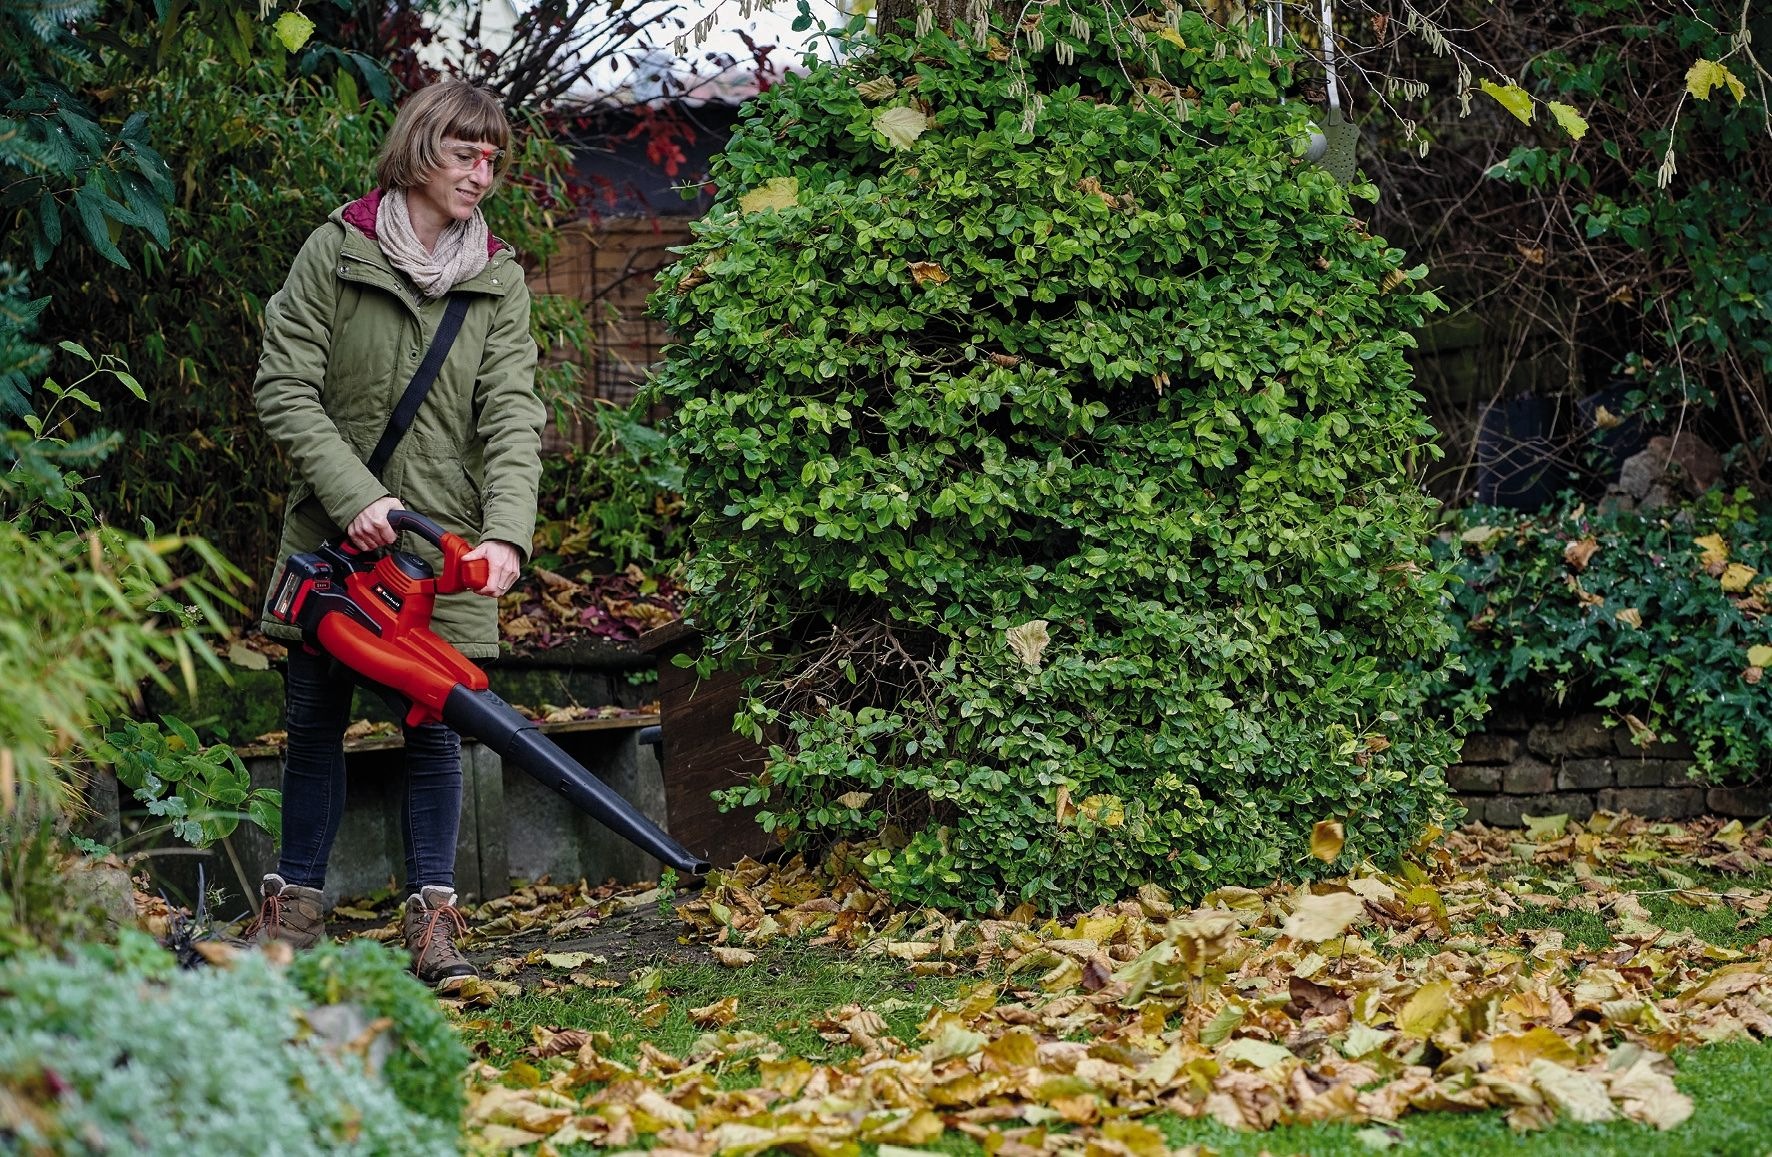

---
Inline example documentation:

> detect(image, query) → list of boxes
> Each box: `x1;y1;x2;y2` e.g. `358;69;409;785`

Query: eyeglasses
440;140;504;173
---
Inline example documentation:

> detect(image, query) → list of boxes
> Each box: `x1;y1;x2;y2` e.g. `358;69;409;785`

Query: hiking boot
400;886;477;991
238;873;326;950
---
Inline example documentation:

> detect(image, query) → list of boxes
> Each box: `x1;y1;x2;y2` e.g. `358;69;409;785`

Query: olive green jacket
255;199;543;657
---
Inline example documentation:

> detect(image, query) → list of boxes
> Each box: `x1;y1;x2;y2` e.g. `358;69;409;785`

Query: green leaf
874;106;930;150
272;12;316;53
1685;58;1745;102
1547;102;1588;141
1479;80;1535;125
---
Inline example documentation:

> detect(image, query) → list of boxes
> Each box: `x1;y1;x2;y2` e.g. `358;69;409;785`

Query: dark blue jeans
276;648;462;892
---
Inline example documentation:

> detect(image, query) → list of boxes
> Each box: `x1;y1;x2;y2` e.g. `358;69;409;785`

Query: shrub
0;934;463;1155
652;5;1461;912
1434;491;1772;782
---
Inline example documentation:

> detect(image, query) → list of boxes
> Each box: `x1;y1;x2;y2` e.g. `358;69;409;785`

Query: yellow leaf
1479;79;1535;125
922;1017;987;1061
1614;607;1642;628
1398;979;1453;1037
907;261;950;286
1006;619;1051;669
1491;1027;1579;1067
1460;524;1504;550
738;176;799;215
1547;101;1589;140
1522;812;1569;841
1157;27;1187;50
855;76;898;102
689;996;737;1027
1311;819;1346;863
1686;58;1746;102
1564;537;1600;570
1594;405;1621;429
1748;645;1772;668
874;106;930;150
1694;533;1729;567
1078;794;1125;827
1721;562;1757;591
1529;1059;1616;1123
1218;1037;1294;1069
1281;890;1364;942
1100;1119;1170;1157
538;951;603;969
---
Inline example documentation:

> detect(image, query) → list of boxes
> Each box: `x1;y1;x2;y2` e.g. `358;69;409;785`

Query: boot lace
241;892;285;941
416;902;469;968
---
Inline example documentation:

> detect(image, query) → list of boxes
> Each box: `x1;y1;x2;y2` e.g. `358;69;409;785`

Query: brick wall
1451;708;1771;825
526;215;696;450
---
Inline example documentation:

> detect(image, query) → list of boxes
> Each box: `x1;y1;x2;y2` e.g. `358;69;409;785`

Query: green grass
458;940;971;1077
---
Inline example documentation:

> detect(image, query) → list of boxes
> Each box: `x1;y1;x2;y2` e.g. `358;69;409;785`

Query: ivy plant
653;3;1463;912
1434;490;1772;782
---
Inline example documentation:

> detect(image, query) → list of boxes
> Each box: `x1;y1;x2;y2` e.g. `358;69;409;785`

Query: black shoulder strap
366;294;471;479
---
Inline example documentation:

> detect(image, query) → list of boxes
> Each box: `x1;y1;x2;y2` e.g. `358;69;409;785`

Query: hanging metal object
1267;1;1358;180
1316;0;1360;183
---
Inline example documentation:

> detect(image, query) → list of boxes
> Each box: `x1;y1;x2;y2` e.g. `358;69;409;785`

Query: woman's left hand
461;539;522;597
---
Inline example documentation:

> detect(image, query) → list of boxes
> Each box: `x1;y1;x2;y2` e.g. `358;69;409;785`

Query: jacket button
409;349;419;360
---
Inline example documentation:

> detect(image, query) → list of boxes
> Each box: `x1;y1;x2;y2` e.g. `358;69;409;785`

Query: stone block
1613;758;1696;788
1502;757;1555;795
1707;786;1772;817
1484;792;1596;828
1557;759;1614;791
1611;729;1693;760
1458;733;1520;765
465;743;508;901
1448;764;1502;794
501;728;667;887
1597;787;1706;820
1452;796;1490;824
1527;713;1614;759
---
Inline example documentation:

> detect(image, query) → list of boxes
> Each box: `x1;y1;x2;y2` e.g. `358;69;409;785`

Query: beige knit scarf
375;187;490;299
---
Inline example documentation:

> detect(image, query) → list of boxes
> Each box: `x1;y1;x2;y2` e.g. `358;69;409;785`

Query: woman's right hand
347;495;405;550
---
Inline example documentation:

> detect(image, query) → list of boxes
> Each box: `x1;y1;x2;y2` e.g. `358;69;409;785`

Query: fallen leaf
1282;891;1365;942
1311;820;1346;863
875;106;930;149
690;996;739;1027
713;946;758;968
739;176;800;215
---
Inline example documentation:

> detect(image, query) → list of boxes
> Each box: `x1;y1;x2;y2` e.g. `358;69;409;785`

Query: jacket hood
340;188;509;256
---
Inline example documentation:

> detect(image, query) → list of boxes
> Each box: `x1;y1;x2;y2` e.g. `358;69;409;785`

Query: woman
247;79;544;990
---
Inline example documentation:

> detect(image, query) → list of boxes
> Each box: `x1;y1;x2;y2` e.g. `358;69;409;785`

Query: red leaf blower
266;508;709;876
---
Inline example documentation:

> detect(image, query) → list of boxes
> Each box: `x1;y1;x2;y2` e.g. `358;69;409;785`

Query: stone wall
1451;709;1771;826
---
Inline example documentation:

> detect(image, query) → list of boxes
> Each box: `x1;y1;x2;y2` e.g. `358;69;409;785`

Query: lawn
445;815;1772;1156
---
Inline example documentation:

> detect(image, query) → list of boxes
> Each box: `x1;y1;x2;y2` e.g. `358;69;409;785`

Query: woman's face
410;138;502;225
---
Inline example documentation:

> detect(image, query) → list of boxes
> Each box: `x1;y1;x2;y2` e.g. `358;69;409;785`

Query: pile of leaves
457;814;1772;1150
498;564;683;650
1435;491;1772;780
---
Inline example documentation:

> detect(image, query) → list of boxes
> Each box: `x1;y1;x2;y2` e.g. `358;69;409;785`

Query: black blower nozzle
444;685;710;876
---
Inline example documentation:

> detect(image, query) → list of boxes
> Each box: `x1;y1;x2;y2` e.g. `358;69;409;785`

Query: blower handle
386;508;489;594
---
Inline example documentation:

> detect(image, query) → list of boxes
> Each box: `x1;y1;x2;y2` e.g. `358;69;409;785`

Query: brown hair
374;79;511;190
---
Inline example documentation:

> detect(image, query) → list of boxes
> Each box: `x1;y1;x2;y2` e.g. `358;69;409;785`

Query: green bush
652;5;1461;912
1434;491;1772;782
532;400;687;574
0;934;463;1155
